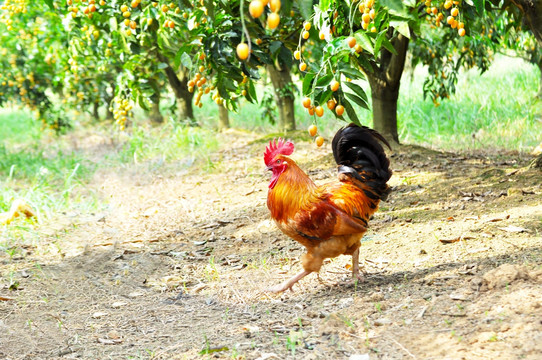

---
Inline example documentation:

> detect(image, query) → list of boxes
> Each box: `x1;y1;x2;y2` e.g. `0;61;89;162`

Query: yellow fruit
303;22;311;31
326;99;336;110
308;124;317;136
299;62;307;71
315;105;324;117
330;80;339;92
267;12;280;29
302;30;310;39
302;97;311;108
335;104;345;116
362;13;371;23
249;0;264;18
315;136;324;147
451;7;459;17
294;50;301;60
346;36;356;48
236;43;249;60
269;0;281;13
458;27;465;36
319;31;325;40
120;4;128;12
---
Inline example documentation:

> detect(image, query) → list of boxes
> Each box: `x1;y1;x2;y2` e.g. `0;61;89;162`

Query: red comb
264;138;294;166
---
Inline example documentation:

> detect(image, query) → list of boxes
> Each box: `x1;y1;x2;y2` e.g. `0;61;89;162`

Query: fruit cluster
111;97;133;130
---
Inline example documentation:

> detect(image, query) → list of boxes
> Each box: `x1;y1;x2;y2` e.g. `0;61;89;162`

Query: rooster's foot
266;270;311;293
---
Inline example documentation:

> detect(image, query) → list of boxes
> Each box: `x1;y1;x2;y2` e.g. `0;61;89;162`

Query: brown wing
282;186;368;243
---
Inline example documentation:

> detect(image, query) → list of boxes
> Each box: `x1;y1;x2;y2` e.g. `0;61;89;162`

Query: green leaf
302;72;315;95
474;0;485;14
345;92;369;110
381;37;398;55
390;21;410;39
316;73;333;87
270;41;282;55
380;0;404;11
339;64;365;81
180;53;192;69
317;0;330;12
247;80;257;102
109;17;118;32
44;0;54;10
342;98;362;127
374;31;387;57
355;32;374;55
343;81;368;105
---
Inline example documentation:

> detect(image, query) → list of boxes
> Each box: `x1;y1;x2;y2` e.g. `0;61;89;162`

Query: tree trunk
92;101;100;121
365;33;409;145
149;92;164;124
158;53;195;124
509;0;542;167
369;82;400;144
267;64;296;131
537;60;542;99
511;0;542;44
218;104;230;130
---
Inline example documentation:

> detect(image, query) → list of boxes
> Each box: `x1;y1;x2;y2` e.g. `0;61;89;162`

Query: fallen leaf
111;302;127;309
349;355;370;360
255;353;279;360
97;337;122;345
128;291;144;298
192;283;207;293
92;312;108;319
439;237;460;244
499;226;529;233
142;207;159;217
484;215;510;223
449;292;468;301
0;296;14;301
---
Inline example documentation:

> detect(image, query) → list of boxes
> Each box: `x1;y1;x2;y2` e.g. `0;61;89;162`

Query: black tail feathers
331;124;392;201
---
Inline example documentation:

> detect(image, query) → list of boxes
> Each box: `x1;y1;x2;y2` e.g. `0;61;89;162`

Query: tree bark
149;91;164;124
218;103;229;130
509;0;542;167
158;53;195;124
267;64;296;131
92;101;100;121
511;0;542;44
365;33;409;145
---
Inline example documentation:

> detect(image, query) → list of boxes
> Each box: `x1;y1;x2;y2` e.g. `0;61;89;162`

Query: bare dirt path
1;129;541;359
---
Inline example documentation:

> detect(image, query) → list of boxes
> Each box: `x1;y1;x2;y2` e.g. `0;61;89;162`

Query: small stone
373;318;391;326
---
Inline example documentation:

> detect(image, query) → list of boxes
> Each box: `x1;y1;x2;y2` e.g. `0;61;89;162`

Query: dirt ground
1;128;541;360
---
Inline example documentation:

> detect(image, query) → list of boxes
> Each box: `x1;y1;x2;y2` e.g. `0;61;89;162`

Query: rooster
264;123;392;292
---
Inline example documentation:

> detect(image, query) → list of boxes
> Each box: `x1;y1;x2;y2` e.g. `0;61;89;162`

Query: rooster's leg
352;249;365;282
267;270;311;293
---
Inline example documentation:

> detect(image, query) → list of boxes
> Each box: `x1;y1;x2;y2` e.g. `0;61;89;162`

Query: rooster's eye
276;159;281;164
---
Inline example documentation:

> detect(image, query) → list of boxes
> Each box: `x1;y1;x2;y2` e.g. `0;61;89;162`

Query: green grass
117;119;220;168
0;109;97;253
399;56;542;152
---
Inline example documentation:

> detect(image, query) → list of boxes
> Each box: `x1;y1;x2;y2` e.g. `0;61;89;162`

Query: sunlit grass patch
399;56;541;152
